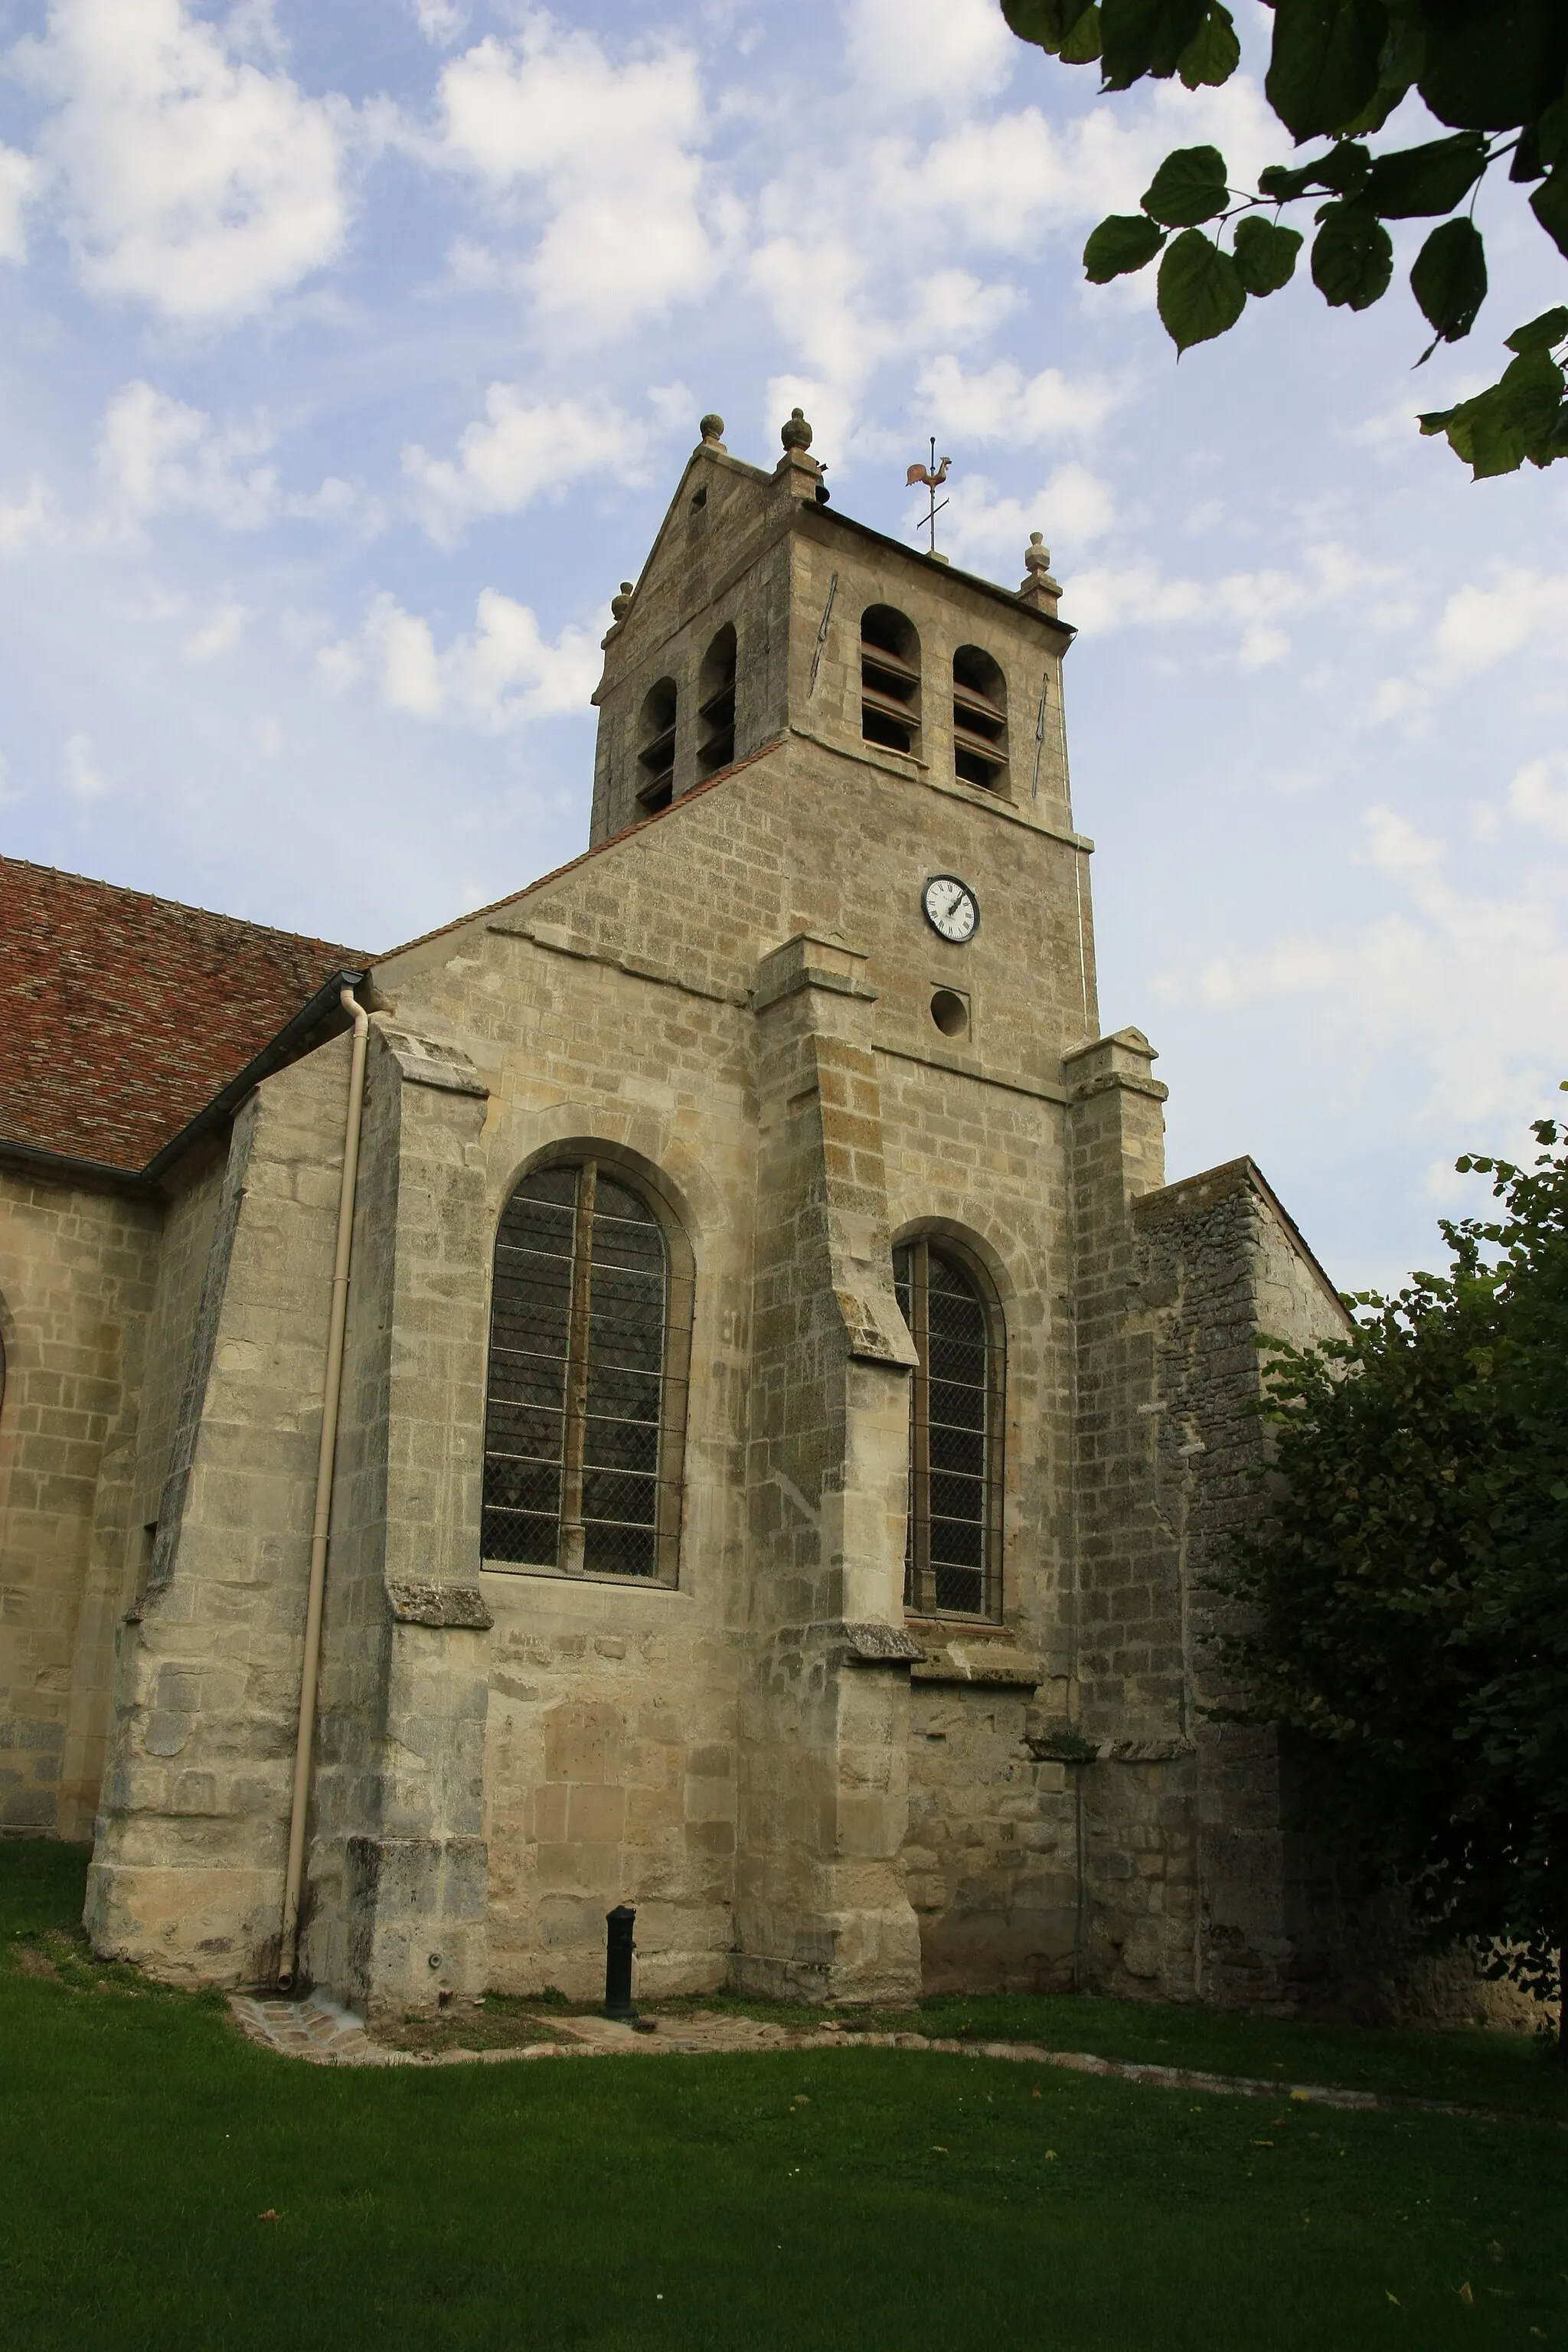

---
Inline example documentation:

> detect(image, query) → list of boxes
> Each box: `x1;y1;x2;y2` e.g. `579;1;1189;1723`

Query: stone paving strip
228;1995;1553;2124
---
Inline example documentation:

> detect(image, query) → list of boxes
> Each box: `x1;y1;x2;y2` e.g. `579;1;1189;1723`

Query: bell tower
589;409;1077;854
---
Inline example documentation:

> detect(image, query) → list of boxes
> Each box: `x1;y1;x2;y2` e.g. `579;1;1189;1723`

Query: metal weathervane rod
906;438;951;556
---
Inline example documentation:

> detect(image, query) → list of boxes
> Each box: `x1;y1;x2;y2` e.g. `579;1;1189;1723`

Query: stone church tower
0;410;1347;2017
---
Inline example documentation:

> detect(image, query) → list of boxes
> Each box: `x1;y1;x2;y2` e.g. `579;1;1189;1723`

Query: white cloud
1508;755;1568;843
844;0;1015;111
1372;565;1568;727
318;588;601;733
183;602;247;662
92;382;351;537
403;389;649;544
63;730;108;801
874;74;1279;257
916;353;1129;449
942;462;1116;577
1064;541;1404;667
285;475;359;523
1189;806;1568;1135
96;382;279;531
0;475;62;555
20;0;348;323
429;15;719;341
740;70;1277;453
1434;566;1568;680
0;145;38;263
410;0;466;44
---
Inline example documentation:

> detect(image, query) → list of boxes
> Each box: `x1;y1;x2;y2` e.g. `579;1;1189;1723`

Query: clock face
923;874;979;942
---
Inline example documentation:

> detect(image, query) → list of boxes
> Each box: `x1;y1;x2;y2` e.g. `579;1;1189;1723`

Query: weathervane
906;439;952;556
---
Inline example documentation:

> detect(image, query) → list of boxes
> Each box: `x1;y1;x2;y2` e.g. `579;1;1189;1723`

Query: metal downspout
277;986;370;1991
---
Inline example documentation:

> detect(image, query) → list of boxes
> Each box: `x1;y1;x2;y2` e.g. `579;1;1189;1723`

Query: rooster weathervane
906;439;952;556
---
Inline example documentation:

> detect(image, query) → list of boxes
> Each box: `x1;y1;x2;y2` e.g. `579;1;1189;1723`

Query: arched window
893;1238;1003;1620
635;678;678;814
697;622;737;777
861;606;920;757
483;1160;691;1583
952;645;1008;791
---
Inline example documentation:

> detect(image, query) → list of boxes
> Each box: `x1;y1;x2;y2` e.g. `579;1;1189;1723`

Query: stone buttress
733;933;923;2001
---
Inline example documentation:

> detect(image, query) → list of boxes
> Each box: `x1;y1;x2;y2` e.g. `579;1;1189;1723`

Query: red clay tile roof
0;856;369;1175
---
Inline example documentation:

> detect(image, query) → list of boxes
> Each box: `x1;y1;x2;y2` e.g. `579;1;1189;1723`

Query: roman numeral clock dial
922;874;978;942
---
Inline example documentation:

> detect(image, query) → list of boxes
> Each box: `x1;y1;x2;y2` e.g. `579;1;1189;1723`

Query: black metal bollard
604;1903;636;2020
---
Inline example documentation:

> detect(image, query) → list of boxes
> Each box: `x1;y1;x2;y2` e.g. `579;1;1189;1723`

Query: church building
0;410;1348;2019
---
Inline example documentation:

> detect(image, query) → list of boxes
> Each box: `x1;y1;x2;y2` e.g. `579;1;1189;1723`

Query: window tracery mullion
557;1158;597;1574
911;1239;933;1615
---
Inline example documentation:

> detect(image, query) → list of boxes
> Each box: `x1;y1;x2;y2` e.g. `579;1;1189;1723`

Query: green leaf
1233;214;1304;296
1338;9;1423;136
1001;0;1099;52
1266;0;1387;142
1466;396;1539;478
1083;212;1168;281
1498;345;1568;444
1530;162;1568;259
1410;217;1488;346
1259;160;1322;201
1176;1;1240;89
1508;121;1546;183
1142;142;1230;225
1419;0;1566;135
1312;199;1393;309
1060;4;1103;62
1157;227;1247;350
1539;97;1568;172
1420;345;1568;479
1364;131;1488;217
1315;140;1371;195
1099;0;1207;87
1505;306;1568;354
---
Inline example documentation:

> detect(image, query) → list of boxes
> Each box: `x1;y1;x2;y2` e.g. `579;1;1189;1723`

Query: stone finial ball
780;407;813;452
700;413;725;444
1025;531;1052;571
611;580;635;619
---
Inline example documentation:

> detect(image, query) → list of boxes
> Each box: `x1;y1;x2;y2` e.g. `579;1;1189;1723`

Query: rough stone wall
86;1043;351;1982
54;458;1381;2025
733;931;920;2003
589;432;1073;854
301;1021;495;2017
51;1153;229;1841
906;1669;1077;1991
391;908;758;2006
1054;1028;1211;2001
0;1168;160;1837
590;446;795;839
788;503;1074;841
368;702;1104;2011
1116;1159;1349;2009
1133;1164;1350;2007
877;1050;1079;1990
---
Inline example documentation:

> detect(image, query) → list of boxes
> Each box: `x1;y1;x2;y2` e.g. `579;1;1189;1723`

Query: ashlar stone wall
10;427;1380;2026
87;1044;353;1983
0;1168;160;1837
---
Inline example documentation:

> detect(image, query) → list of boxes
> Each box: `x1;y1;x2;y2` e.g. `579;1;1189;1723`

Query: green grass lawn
3;1841;1566;2352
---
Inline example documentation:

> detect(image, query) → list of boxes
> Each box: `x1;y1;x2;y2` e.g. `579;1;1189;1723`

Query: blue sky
1;0;1564;1289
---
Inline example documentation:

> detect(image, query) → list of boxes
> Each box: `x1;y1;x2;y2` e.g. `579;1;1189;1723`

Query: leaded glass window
893;1238;1003;1620
482;1161;689;1582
